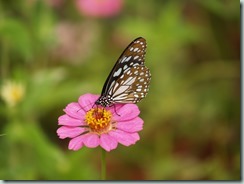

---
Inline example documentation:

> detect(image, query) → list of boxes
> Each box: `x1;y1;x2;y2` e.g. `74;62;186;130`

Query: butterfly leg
113;105;121;116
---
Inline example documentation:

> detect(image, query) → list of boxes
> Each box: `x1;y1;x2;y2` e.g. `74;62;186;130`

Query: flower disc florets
85;108;112;134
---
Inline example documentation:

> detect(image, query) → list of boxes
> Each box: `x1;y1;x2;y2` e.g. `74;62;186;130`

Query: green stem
101;148;106;180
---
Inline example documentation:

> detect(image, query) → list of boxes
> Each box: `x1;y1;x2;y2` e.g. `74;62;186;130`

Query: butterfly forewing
95;37;151;107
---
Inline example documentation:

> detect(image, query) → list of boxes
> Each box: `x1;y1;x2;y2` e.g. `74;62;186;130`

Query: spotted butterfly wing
95;37;151;107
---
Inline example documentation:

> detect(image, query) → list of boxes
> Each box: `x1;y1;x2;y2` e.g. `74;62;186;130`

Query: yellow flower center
1;81;25;107
85;107;112;134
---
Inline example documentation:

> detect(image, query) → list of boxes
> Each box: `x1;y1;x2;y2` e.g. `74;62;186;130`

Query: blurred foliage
0;0;240;180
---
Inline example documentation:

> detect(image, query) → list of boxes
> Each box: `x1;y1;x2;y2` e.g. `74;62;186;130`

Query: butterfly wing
96;37;151;107
101;37;147;96
108;66;151;103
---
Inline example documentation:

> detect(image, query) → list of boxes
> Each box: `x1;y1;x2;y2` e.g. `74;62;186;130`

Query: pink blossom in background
53;22;97;63
76;0;123;18
57;93;144;152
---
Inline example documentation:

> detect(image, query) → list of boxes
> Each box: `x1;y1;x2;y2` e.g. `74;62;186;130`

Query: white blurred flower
1;80;25;107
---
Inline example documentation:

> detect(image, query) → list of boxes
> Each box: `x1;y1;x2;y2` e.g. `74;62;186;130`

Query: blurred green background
0;0;240;180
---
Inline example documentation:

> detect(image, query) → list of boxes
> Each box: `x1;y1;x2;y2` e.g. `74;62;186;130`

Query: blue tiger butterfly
95;37;151;107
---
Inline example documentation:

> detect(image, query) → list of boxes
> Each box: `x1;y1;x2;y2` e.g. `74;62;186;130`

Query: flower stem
101;148;106;180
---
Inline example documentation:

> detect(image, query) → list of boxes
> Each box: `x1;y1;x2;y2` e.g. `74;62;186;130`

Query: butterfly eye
95;37;151;107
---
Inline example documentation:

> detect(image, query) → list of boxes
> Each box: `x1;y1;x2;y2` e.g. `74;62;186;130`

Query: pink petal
68;135;85;151
82;133;100;148
116;117;144;133
64;102;85;119
112;104;140;121
100;134;118;152
106;104;123;114
109;130;140;146
78;93;99;111
57;126;85;139
76;0;123;18
58;114;84;126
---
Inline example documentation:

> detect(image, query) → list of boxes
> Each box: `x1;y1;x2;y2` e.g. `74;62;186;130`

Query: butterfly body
95;37;151;107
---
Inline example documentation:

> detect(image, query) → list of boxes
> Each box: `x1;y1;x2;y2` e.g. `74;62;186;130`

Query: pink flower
57;93;143;152
76;0;123;18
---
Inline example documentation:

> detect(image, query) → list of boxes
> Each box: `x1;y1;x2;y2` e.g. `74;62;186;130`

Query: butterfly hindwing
111;66;151;103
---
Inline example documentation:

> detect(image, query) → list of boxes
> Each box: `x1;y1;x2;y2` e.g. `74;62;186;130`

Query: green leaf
0;18;32;60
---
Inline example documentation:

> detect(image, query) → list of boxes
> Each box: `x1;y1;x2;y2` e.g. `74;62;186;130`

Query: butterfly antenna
76;102;94;113
77;107;83;113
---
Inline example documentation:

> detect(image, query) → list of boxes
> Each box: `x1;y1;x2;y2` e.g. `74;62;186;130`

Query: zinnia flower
57;93;143;152
76;0;123;18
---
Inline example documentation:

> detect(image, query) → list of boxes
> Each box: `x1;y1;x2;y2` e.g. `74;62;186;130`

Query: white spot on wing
121;57;127;63
123;76;136;85
113;68;122;77
133;47;139;52
123;65;128;70
134;94;139;98
113;86;129;96
134;56;139;60
125;56;132;62
112;82;119;93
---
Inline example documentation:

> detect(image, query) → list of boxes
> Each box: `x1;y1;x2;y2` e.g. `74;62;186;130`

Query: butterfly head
95;96;113;107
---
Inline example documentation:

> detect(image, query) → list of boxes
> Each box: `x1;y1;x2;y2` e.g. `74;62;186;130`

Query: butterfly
95;37;151;107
